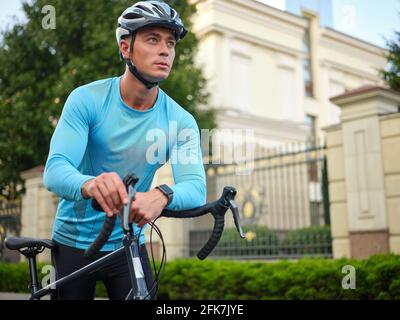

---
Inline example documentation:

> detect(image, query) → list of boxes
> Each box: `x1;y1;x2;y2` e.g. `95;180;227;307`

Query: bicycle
5;173;245;300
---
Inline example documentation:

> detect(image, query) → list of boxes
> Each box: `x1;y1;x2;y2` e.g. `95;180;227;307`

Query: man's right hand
81;172;128;217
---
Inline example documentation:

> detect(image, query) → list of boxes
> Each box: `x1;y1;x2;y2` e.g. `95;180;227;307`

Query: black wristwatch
155;184;174;206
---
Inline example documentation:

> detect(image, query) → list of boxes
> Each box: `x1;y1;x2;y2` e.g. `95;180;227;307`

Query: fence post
321;156;331;226
325;86;400;259
324;123;350;258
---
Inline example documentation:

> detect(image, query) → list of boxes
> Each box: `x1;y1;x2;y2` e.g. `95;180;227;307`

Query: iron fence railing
0;198;21;262
191;141;332;259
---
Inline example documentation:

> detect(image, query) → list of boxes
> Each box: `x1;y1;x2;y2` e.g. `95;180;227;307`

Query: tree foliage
0;0;214;199
382;31;400;91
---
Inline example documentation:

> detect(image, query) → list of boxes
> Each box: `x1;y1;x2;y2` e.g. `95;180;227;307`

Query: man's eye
149;37;158;43
168;41;176;48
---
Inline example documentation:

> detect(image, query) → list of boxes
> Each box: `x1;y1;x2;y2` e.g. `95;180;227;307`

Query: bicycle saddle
5;236;56;251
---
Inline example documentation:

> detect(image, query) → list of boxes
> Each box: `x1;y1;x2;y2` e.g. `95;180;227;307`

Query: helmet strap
124;33;159;90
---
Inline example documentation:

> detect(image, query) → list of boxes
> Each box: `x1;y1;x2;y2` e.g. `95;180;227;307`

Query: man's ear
119;39;131;60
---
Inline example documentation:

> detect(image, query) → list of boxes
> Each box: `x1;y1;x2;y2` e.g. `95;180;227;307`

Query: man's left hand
129;189;169;228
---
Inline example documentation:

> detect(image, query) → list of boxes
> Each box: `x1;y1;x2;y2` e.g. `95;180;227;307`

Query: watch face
158;185;173;205
160;184;173;195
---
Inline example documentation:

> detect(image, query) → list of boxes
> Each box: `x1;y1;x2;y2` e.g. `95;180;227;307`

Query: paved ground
0;292;46;300
0;292;107;300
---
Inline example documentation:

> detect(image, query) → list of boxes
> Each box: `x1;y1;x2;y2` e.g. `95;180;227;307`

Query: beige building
190;0;387;147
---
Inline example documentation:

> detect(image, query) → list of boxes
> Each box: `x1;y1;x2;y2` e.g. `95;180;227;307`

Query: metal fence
190;141;332;259
0;197;21;262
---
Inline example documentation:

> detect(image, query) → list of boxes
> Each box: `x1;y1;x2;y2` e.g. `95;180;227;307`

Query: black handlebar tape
84;215;116;260
160;203;215;219
91;198;103;212
197;214;225;260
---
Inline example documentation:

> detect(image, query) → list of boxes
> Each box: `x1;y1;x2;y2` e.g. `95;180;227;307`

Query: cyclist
43;0;206;300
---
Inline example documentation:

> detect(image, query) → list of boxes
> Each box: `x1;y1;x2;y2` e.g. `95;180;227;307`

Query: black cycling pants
51;241;157;300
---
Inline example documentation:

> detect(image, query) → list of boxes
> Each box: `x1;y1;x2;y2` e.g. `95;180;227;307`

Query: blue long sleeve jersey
43;77;206;251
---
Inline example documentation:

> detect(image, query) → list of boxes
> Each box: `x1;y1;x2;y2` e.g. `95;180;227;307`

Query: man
43;0;206;300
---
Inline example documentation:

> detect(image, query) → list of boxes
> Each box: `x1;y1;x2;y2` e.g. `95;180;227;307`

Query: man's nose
159;41;170;56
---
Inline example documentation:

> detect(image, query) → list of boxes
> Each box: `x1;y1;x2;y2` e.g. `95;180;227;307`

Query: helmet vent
136;5;153;15
152;4;168;17
123;12;143;19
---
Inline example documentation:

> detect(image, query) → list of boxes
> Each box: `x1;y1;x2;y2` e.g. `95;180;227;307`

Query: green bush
0;262;57;293
1;254;400;299
156;254;400;300
0;261;108;297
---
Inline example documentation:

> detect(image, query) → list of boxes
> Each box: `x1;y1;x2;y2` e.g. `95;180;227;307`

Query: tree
382;31;400;91
0;0;214;199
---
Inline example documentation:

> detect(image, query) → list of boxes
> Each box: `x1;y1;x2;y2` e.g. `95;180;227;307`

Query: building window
278;66;295;119
305;114;317;145
303;27;313;97
231;52;251;112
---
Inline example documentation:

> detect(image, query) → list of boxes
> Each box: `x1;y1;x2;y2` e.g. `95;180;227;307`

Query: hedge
1;254;400;299
156;254;400;300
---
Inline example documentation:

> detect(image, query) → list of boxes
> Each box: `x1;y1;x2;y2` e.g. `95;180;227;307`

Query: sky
0;0;26;33
0;0;399;48
332;0;400;47
261;0;400;47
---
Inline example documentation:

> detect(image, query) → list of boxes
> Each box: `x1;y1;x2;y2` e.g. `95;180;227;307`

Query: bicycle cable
136;217;167;300
148;219;167;299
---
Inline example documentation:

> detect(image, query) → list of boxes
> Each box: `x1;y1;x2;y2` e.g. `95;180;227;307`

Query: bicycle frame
30;231;149;300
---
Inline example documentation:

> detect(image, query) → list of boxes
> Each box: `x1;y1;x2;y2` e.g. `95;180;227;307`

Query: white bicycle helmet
116;0;187;45
116;1;187;89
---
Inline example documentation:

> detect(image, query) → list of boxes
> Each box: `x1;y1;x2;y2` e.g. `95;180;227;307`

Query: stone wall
325;86;400;259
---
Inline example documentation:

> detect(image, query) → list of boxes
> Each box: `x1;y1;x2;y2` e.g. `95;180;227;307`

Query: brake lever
122;174;139;233
123;184;136;232
229;199;245;239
